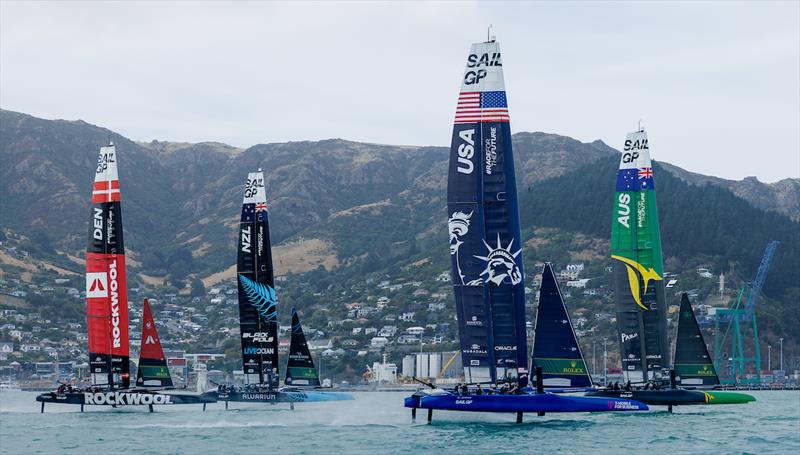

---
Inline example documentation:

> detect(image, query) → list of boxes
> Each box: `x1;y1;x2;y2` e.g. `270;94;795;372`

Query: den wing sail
86;143;131;389
447;38;527;385
674;293;719;387
284;308;321;387
135;298;173;388
531;264;591;388
237;170;279;385
610;128;668;383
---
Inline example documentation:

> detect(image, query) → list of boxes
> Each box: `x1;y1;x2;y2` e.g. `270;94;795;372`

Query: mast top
487;25;496;43
638;119;644;132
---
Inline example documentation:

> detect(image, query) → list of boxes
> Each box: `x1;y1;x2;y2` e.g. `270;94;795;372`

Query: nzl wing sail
86;143;130;389
135;298;173;388
610;129;668;383
447;39;527;385
531;263;591;388
674;293;719;386
236;170;279;385
284;308;320;387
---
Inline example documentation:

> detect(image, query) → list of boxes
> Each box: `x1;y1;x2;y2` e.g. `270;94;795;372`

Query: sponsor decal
611;255;662;311
242;393;278;401
241;225;252;253
474;234;522;286
108;260;121;348
243;347;274;355
484;127;497;175
145;335;155;345
621;332;638;343
470;360;480;366
239;275;277;321
456;128;475;174
86;272;108;298
466;315;483;326
494;345;517;351
242;332;273;343
609;400;640;410
464;343;487;355
84;392;172;405
455;398;474;405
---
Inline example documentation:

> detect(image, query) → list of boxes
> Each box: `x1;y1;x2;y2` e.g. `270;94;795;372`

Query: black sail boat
531;264;591;389
284;308;321;387
236;170;279;386
219;172;352;406
674;293;719;387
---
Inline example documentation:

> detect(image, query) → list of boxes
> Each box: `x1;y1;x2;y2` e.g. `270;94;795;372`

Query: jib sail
610;129;668;383
284;308;320;387
531;264;591;388
86;143;130;388
236;170;279;385
674;293;719;386
447;38;527;385
135;298;173;388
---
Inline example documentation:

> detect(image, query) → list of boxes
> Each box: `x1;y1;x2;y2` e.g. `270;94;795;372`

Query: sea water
1;391;798;454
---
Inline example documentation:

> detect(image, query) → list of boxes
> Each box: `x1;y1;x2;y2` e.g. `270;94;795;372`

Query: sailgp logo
475;234;522;286
86;272;108;298
612;255;662;311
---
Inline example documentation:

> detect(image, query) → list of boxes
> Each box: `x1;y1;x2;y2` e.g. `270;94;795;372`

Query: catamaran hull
35;390;216;407
405;392;648;413
585;389;755;406
217;390;297;403
218;389;354;404
285;390;354;402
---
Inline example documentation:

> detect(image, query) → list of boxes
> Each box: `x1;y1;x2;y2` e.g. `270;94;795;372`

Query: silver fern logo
239;275;277;321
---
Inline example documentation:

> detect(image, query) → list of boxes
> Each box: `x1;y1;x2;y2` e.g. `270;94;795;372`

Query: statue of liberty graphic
474;234;522;286
448;210;479;285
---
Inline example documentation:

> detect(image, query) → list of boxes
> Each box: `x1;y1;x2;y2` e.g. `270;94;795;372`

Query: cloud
1;1;797;182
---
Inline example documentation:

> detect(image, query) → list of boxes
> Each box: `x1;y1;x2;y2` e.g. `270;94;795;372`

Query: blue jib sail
447;39;527;385
531;264;592;388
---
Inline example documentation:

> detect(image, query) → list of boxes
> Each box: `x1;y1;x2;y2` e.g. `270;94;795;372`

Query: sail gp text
83;392;172;405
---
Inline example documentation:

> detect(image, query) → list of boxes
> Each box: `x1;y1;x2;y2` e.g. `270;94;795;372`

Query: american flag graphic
455;91;510;124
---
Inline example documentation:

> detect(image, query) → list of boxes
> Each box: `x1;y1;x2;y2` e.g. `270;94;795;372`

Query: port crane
713;241;779;385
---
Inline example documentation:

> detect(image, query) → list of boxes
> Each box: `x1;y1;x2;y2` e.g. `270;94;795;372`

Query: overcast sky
1;1;798;182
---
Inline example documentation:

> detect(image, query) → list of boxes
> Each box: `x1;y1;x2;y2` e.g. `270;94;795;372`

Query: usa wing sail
610;129;668;383
674;293;719;386
531;264;591;388
284;308;320;387
86;144;130;388
448;39;527;385
237;171;279;385
135;298;173;388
